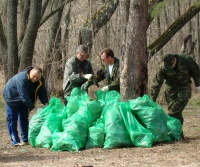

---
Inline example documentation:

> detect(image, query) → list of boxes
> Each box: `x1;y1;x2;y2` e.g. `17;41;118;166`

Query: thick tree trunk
120;0;148;101
7;0;18;79
19;0;42;71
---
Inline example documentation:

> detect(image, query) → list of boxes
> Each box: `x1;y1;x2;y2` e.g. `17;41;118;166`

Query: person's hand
81;82;89;90
84;74;93;79
101;86;109;92
195;86;200;93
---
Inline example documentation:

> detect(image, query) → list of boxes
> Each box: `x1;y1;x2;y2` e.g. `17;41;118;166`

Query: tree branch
148;2;200;58
39;0;74;27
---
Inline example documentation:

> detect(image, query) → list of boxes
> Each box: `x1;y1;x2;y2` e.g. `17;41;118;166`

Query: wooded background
0;0;199;102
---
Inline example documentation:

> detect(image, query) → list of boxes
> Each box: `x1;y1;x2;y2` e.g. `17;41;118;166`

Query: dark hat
163;54;174;70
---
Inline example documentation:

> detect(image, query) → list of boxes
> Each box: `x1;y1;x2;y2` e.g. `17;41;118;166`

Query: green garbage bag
51;105;92;152
67;87;90;102
129;95;171;142
35;107;62;148
167;116;182;141
28;98;59;147
66;96;80;117
86;100;104;122
85;118;105;149
119;102;155;147
103;102;132;149
105;90;120;103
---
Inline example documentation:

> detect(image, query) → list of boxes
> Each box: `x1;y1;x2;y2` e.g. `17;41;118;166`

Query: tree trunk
7;0;18;79
62;2;71;69
19;0;42;71
43;0;64;97
18;0;30;44
120;0;148;101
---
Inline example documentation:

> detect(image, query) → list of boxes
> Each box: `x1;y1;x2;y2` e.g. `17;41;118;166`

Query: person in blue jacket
2;66;48;146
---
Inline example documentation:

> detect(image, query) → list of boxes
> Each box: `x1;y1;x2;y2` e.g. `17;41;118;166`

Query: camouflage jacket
89;57;120;92
151;53;200;101
62;56;94;97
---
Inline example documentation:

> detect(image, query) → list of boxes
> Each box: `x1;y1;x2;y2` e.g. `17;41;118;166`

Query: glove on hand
84;74;93;79
195;86;200;93
81;82;90;90
101;86;109;92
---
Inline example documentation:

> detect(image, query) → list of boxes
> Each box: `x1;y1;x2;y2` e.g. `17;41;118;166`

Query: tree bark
7;0;18;79
19;0;42;71
120;0;148;101
18;0;30;44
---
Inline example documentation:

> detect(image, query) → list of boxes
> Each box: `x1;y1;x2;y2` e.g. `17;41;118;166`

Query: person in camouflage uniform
81;48;120;93
151;53;200;129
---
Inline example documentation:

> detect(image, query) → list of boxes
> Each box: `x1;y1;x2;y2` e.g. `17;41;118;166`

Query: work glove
195;86;200;93
84;74;93;80
81;81;90;90
101;86;109;92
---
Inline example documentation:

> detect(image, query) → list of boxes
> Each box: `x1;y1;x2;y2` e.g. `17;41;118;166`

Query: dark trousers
6;103;29;145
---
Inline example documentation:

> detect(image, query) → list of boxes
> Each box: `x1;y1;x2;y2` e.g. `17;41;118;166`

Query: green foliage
150;0;184;18
194;0;200;8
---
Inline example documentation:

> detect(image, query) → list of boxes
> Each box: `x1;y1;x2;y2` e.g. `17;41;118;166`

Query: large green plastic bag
105;90;120;103
51;105;92;152
85;118;105;149
66;96;80;117
129;95;171;142
35;107;62;148
67;87;90;102
119;102;155;147
103;102;132;149
167;116;182;141
28;98;59;147
86;100;104;122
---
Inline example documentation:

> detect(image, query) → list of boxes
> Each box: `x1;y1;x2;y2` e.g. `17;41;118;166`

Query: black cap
163;54;174;70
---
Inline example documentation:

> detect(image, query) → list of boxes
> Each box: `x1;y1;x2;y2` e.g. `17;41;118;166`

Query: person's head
163;54;177;70
100;48;114;65
29;67;42;82
76;44;88;61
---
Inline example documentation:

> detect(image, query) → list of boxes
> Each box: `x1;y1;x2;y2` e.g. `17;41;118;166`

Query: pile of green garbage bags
28;88;182;152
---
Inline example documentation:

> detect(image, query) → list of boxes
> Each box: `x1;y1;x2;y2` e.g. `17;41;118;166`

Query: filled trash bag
66;96;80;118
86;100;104;122
28;98;60;147
51;105;92;152
129;95;171;142
85;118;105;149
167;116;182;141
35;107;62;148
67;87;90;102
103;102;132;149
119;102;155;147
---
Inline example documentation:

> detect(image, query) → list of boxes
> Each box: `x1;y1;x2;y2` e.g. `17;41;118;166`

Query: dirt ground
0;94;200;167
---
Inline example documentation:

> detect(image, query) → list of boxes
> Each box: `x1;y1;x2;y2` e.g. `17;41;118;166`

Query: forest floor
0;94;200;167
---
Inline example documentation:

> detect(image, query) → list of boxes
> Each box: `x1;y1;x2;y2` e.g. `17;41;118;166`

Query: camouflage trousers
164;83;191;125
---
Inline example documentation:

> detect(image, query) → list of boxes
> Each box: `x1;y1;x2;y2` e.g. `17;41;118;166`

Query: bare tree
120;0;148;100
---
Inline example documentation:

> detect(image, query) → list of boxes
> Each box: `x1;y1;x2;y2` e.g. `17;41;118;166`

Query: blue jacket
3;67;48;110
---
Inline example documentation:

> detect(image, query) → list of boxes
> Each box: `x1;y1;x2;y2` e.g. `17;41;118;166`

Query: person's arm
38;77;48;105
150;68;164;102
64;59;86;84
16;75;34;110
186;55;200;86
106;64;119;91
